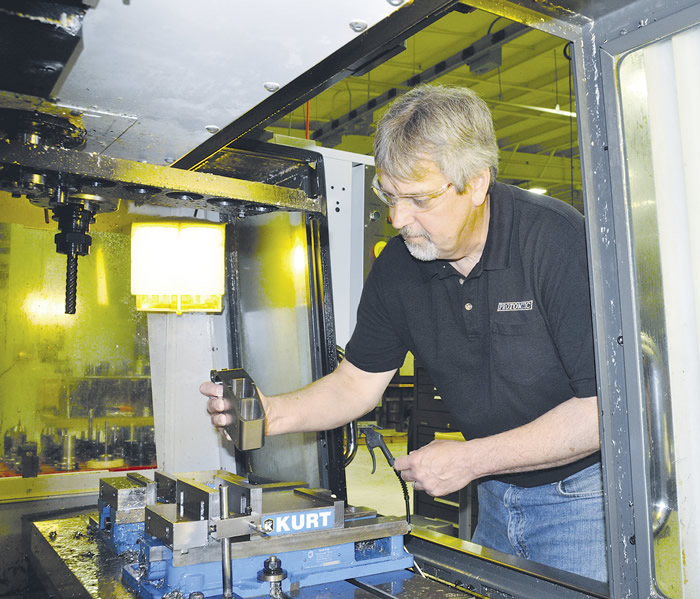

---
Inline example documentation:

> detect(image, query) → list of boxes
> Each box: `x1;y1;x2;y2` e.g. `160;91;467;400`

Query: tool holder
211;368;265;451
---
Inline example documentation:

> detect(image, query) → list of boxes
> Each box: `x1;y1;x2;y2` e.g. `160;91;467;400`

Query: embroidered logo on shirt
497;300;533;312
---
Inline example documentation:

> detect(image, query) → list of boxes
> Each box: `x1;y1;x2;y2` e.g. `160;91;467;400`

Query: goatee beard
401;228;440;261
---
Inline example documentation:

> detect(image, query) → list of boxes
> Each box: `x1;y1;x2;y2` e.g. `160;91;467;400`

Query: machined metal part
210;368;265;451
175;477;220;522
0;140;323;215
100;475;156;515
154;471;178;503
145;503;209;551
215;471;308;515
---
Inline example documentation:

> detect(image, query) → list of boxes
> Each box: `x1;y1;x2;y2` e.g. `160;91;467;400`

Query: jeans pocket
557;463;603;498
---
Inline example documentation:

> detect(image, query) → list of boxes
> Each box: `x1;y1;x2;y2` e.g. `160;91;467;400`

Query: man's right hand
200;381;233;436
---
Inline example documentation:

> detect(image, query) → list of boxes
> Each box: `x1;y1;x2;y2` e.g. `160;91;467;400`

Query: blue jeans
471;463;608;582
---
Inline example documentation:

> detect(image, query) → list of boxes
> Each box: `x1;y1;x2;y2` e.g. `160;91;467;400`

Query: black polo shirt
345;182;599;487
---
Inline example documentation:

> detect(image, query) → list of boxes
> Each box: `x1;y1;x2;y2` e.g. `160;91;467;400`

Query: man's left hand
393;440;474;496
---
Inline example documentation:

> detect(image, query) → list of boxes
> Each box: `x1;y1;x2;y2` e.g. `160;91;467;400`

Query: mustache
400;226;431;240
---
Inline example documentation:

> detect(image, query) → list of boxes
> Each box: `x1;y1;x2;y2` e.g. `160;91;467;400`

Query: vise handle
210;368;265;451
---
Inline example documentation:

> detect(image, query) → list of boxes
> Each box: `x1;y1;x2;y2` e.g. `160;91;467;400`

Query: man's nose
389;201;413;230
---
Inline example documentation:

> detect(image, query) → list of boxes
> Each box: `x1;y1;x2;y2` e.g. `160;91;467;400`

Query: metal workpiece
175;477;221;522
0;140;322;215
154;471;178;504
210;368;266;451
215;471;309;515
99;474;156;513
145;503;210;552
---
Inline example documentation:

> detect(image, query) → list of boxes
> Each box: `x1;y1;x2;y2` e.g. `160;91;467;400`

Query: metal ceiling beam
498;150;580;185
497;120;577;153
173;0;463;172
0;141;321;215
312;20;530;145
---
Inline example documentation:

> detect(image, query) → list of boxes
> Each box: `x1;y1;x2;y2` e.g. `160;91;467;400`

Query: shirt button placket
459;278;474;320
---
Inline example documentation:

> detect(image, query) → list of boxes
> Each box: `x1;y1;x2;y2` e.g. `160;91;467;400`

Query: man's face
380;161;488;262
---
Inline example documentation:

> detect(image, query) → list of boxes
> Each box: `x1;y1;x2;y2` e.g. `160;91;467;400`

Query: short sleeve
344;240;409;372
539;219;597;399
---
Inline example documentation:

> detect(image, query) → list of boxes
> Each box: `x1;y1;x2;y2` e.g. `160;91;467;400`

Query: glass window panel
0;215;155;483
618;22;700;598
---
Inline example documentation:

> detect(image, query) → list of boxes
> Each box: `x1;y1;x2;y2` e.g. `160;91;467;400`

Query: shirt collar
416;181;514;282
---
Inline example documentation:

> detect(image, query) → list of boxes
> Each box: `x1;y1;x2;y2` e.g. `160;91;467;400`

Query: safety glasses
371;174;452;211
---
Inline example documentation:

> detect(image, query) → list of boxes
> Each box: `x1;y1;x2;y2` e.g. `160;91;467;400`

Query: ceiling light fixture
515;103;576;118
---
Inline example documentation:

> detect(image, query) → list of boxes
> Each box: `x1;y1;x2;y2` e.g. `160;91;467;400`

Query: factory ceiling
1;0;582;208
264;5;582;207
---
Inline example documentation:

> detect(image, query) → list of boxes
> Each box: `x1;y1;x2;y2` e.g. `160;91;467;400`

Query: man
202;85;607;582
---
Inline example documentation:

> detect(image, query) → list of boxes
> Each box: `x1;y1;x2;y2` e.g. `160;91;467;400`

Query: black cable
487;16;503;35
394;469;411;525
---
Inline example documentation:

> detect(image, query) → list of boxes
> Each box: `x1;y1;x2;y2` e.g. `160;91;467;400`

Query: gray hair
374;84;499;192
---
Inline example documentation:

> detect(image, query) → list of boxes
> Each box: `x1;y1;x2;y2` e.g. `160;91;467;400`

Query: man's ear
471;168;491;207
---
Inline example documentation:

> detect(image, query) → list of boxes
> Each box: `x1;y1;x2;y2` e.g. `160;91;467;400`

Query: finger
207;397;231;414
393;455;410;471
206;397;218;414
200;381;223;397
207;397;230;414
400;470;415;483
212;412;233;427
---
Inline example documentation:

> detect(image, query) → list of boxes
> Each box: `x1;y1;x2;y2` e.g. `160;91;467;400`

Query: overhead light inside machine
130;222;226;315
